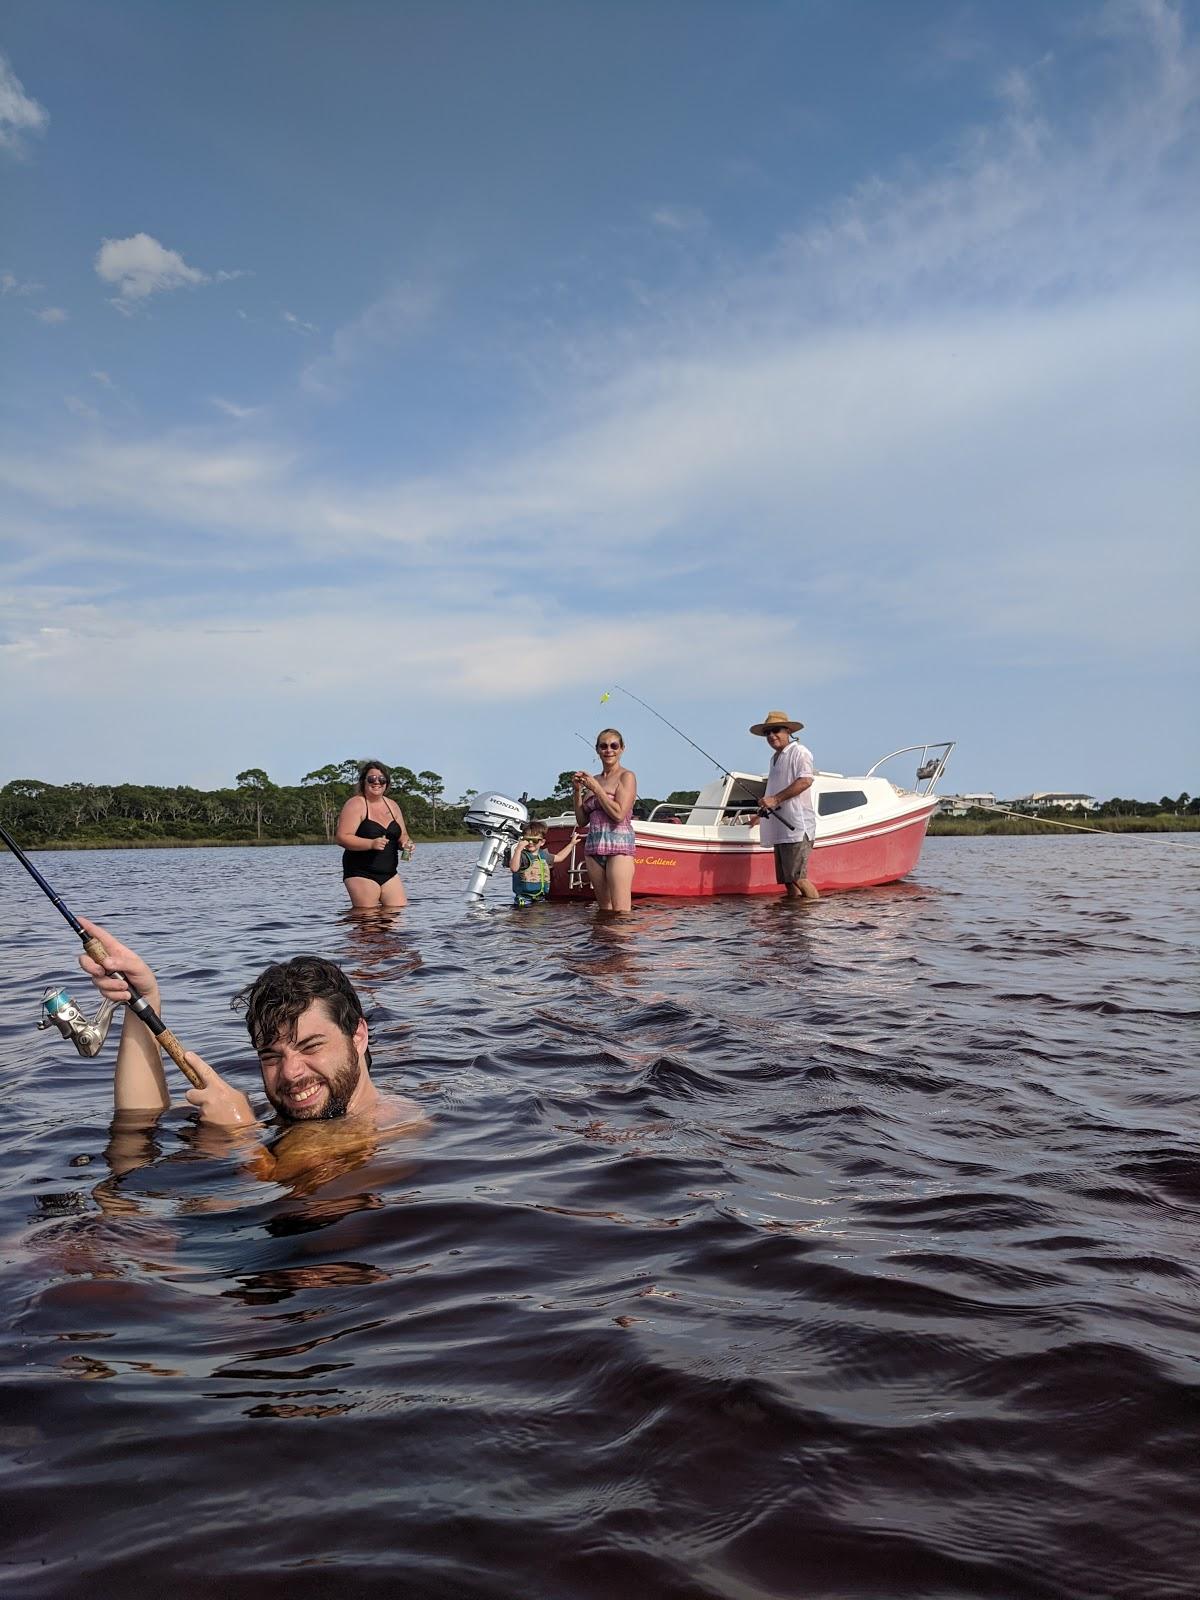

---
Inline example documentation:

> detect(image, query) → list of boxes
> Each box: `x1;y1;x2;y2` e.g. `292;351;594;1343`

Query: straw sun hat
749;710;805;735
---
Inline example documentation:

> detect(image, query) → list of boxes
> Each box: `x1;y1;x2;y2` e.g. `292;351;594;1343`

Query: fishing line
966;802;1200;849
0;823;204;1086
611;684;796;831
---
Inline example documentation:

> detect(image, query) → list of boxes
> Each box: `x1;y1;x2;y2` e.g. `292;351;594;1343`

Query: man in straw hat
750;710;819;901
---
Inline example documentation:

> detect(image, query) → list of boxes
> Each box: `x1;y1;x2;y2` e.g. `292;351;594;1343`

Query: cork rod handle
157;1028;205;1089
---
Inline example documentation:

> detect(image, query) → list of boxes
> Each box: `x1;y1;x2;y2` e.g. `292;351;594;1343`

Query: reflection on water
338;904;424;989
0;838;1197;1600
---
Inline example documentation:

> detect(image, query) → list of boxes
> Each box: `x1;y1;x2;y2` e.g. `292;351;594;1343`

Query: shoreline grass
927;815;1198;836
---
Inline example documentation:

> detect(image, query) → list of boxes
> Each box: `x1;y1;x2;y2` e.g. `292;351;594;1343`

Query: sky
1;0;1197;806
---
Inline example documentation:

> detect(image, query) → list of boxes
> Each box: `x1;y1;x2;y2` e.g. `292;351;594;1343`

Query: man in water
78;916;416;1130
750;709;820;902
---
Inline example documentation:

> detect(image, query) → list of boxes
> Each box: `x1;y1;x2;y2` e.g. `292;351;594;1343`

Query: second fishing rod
611;686;798;831
0;823;204;1088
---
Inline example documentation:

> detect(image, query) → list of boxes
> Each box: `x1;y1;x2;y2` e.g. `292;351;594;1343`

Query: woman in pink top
573;727;638;912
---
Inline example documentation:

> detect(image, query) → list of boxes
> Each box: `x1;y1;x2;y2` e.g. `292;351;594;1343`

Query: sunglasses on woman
596;742;621;752
366;775;388;786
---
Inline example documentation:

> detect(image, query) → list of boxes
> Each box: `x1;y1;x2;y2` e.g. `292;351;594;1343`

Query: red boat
544;742;954;899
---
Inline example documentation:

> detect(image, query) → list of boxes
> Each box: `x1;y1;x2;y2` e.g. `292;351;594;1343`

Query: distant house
938;792;997;816
1014;792;1099;813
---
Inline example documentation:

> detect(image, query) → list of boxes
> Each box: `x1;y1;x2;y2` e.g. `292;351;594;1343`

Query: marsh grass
929;815;1199;837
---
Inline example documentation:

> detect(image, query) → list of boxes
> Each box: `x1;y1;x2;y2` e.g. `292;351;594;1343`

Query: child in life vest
509;820;581;906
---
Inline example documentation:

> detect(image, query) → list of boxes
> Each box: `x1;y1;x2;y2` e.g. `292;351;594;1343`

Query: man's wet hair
234;956;368;1060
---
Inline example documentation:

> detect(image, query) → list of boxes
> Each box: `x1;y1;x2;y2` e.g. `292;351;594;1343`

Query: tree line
0;764;703;847
1095;793;1197;817
0;761;468;846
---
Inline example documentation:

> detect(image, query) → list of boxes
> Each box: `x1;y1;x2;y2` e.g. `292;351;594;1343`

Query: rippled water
0;838;1196;1599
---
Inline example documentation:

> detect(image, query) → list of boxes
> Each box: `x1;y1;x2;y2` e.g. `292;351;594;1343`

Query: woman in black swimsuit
334;760;414;909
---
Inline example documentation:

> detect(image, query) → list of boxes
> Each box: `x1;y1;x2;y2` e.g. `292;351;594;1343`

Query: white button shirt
760;740;816;844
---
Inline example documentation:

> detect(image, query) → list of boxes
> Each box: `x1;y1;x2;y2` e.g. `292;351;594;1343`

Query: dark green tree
236;768;276;842
302;764;349;841
417;770;445;830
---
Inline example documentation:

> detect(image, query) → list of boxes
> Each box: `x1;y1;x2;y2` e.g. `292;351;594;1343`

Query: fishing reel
37;986;118;1058
463;792;530;901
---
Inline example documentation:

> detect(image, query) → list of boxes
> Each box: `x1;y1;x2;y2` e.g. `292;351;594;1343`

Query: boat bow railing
864;741;956;795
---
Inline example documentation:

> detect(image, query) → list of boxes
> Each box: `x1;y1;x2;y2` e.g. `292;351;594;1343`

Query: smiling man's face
256;1000;368;1121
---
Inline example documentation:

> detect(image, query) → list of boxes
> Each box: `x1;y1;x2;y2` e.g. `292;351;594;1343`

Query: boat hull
545;802;936;899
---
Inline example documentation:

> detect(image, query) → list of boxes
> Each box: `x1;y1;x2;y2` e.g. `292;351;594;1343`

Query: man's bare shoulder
262;1094;427;1192
375;1092;429;1133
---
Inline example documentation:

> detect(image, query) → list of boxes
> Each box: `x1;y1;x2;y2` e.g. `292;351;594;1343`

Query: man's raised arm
78;916;255;1125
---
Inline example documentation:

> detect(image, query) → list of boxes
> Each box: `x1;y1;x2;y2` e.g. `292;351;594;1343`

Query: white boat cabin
643;741;956;835
646;770;880;834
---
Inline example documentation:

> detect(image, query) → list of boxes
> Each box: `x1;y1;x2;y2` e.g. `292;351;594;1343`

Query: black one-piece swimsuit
342;804;401;883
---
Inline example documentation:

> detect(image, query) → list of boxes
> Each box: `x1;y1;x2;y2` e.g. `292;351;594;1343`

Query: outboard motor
463;792;530;901
38;986;118;1058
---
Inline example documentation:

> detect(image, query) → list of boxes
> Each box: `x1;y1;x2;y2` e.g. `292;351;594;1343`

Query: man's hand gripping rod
0;824;203;1088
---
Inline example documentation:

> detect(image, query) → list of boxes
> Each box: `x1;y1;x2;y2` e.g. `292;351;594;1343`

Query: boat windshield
646;800;764;826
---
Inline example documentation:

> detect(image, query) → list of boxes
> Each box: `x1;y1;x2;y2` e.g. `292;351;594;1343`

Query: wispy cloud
650;205;709;234
5;275;1192;665
2;270;42;295
0;588;829;711
4;269;67;325
0;51;48;158
300;281;439;393
210;396;261;420
752;8;1198;327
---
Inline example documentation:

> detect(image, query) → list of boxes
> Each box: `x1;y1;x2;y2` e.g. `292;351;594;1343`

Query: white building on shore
1013;791;1100;813
938;793;997;816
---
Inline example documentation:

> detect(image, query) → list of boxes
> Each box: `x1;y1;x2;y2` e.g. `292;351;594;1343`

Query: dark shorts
773;837;813;885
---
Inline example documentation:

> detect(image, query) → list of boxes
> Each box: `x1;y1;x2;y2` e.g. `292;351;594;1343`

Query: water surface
0;838;1196;1598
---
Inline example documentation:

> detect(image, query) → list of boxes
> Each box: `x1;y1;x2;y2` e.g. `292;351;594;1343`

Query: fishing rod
611;685;797;832
0;823;204;1087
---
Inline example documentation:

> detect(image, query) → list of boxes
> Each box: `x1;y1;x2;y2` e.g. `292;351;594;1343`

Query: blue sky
2;0;1197;805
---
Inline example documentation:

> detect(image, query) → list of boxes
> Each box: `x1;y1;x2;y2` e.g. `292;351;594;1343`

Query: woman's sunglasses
596;743;621;752
365;776;388;786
